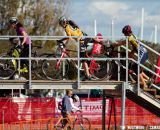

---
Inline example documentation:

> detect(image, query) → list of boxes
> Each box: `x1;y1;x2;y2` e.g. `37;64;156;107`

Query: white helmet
9;17;18;24
59;16;67;26
72;94;79;102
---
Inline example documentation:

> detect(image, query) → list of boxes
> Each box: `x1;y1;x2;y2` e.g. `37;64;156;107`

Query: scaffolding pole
140;8;144;40
94;19;97;36
102;90;106;130
154;25;158;44
121;82;126;130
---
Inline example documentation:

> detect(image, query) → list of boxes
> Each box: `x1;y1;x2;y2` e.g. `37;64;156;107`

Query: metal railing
0;35;160;130
0;35;129;88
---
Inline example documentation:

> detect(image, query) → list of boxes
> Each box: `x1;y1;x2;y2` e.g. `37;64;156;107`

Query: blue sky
69;0;160;42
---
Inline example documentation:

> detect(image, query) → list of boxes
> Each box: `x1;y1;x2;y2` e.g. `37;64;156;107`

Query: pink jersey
16;27;31;45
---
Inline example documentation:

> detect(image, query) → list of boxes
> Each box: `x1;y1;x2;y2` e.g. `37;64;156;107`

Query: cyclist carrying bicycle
9;17;31;73
59;16;104;80
114;25;150;88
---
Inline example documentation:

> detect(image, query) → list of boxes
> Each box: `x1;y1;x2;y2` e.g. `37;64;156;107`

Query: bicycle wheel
42;55;70;80
73;117;91;130
0;53;16;79
91;54;113;80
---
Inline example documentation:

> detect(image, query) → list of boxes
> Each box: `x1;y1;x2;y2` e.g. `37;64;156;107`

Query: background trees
0;0;69;35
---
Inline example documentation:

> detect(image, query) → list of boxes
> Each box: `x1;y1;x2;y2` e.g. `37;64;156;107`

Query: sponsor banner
0;97;160;126
0;98;55;123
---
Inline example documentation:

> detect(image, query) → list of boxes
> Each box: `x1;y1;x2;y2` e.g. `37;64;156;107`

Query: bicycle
47;110;91;130
41;40;112;80
0;38;44;80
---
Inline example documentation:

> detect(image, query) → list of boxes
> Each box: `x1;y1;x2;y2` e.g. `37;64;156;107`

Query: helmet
96;33;103;39
97;33;102;37
72;94;79;102
9;17;18;25
59;16;67;26
96;33;103;42
122;25;132;35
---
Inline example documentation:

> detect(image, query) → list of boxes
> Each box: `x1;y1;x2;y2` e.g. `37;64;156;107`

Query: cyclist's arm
21;31;28;45
70;98;80;111
114;40;126;47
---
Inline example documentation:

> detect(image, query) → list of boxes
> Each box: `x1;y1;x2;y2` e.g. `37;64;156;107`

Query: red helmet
96;33;103;40
97;33;102;37
122;25;132;35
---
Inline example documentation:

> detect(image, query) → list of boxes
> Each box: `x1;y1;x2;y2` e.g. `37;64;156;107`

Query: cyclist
83;33;104;80
58;16;95;80
70;94;81;112
114;25;149;88
60;89;73;129
9;17;31;73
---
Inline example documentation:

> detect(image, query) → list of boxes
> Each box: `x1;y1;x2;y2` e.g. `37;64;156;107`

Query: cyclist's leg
141;72;149;81
20;44;29;68
84;61;90;77
80;51;91;80
140;72;150;88
63;114;72;129
128;61;137;83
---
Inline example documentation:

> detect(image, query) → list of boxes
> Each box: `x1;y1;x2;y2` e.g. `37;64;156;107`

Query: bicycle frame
51;40;111;80
55;48;69;70
56;47;100;76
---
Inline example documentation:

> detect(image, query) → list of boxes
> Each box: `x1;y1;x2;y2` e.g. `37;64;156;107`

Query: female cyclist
9;17;31;72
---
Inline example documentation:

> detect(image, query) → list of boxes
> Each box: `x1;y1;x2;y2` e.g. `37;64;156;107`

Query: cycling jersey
65;24;83;37
128;34;148;64
70;98;80;112
139;45;148;64
16;27;31;45
128;34;138;51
